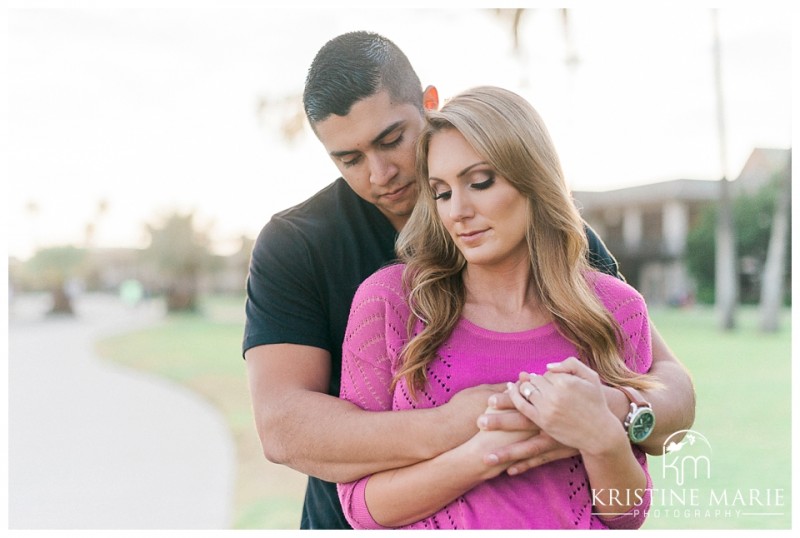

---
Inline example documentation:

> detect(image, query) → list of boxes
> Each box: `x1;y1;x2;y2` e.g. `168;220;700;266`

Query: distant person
336;86;655;529
119;279;144;307
243;31;695;529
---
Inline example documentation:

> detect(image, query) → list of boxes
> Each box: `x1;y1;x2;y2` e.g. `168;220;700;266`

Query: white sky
4;2;794;260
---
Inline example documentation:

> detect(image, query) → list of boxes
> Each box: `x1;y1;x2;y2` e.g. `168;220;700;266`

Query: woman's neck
462;260;552;332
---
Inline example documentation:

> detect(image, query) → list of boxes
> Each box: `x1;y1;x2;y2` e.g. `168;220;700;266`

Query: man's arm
625;320;696;452
245;343;500;483
584;224;696;450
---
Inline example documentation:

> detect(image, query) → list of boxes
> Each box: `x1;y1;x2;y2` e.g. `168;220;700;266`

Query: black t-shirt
244;178;397;529
243;177;620;529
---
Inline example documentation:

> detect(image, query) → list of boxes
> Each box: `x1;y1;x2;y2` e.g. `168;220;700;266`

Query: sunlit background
7;5;791;261
4;2;795;532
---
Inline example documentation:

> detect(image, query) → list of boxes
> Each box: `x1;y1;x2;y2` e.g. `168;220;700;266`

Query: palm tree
25;200;40;254
24;246;86;315
143;211;215;312
256;93;306;144
759;160;791;331
84;198;109;248
492;8;579;87
711;9;738;330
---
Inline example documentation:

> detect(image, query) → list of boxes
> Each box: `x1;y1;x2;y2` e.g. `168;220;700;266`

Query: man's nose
368;154;397;187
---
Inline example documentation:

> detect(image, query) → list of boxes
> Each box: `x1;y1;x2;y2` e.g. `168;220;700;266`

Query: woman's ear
423;85;439;111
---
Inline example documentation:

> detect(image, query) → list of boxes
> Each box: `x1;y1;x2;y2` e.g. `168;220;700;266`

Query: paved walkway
7;293;236;529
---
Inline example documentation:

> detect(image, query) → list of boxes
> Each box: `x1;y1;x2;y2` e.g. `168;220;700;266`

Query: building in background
10;147;790;309
574;147;791;306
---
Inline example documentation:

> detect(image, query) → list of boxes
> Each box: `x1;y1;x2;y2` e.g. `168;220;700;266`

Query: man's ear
423;85;439;111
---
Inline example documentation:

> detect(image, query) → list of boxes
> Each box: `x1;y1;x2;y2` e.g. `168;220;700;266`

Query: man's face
314;90;424;231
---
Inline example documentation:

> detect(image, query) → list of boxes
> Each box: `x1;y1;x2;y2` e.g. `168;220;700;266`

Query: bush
685;178;791;304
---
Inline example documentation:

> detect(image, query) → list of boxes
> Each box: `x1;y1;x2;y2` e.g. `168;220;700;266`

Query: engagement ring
521;384;534;401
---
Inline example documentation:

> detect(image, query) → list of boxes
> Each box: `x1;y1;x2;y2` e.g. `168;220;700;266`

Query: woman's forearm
364;448;486;527
580;427;648;518
360;425;530;527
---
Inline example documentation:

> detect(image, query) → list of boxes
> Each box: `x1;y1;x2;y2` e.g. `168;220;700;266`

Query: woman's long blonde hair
395;86;657;397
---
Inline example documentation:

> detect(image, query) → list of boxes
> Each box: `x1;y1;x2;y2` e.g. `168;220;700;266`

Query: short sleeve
243;217;330;355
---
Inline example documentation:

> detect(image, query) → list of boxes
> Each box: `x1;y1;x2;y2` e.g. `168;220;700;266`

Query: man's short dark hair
303;31;423;126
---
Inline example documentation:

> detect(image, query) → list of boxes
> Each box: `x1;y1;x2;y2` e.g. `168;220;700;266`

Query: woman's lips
457;229;488;244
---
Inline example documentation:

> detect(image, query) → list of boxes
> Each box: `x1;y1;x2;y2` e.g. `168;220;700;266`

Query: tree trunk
166;276;198;312
711;10;737;330
759;165;791;331
49;284;74;315
715;178;738;330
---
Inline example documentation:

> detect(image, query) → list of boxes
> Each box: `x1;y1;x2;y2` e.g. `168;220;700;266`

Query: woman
338;86;657;529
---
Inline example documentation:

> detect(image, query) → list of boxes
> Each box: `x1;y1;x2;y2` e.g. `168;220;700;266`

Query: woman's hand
507;357;624;457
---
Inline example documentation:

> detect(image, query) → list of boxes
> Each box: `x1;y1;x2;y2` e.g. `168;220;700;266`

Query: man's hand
476;383;579;476
441;382;509;439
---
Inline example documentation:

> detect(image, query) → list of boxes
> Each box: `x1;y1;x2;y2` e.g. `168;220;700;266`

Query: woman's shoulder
586;270;646;310
355;263;407;301
349;263;412;329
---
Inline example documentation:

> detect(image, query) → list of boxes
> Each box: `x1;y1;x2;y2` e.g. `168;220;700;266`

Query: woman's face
427;128;529;269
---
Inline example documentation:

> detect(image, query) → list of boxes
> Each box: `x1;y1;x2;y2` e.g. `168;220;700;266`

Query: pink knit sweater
338;263;652;530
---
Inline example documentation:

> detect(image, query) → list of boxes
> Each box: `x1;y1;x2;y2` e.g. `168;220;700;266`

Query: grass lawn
642;306;792;529
95;296;791;530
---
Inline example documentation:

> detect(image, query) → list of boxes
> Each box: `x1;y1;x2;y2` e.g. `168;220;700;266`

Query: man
243;31;695;529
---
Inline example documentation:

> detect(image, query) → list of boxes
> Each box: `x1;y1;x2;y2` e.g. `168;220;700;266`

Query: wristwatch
617;386;656;444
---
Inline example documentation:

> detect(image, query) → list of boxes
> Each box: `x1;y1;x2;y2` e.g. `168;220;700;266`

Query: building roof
573;179;719;211
734;147;791;194
573;147;791;211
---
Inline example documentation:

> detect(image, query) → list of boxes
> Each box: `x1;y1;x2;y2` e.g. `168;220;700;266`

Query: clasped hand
476;357;620;475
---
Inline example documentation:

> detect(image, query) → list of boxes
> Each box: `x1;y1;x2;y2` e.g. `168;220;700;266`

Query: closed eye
341;155;362;168
340;132;403;168
381;134;403;149
471;176;495;190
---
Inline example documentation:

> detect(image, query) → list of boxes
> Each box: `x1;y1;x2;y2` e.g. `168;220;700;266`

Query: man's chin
384;200;416;217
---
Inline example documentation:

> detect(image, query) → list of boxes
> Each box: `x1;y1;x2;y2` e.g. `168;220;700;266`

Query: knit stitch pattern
338;263;652;529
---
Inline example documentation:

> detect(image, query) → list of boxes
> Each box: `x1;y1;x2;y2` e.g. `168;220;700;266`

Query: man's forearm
637;321;696;453
257;390;477;483
637;361;696;453
248;343;506;483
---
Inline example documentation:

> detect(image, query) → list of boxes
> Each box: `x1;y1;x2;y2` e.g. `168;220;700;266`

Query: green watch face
629;408;655;443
